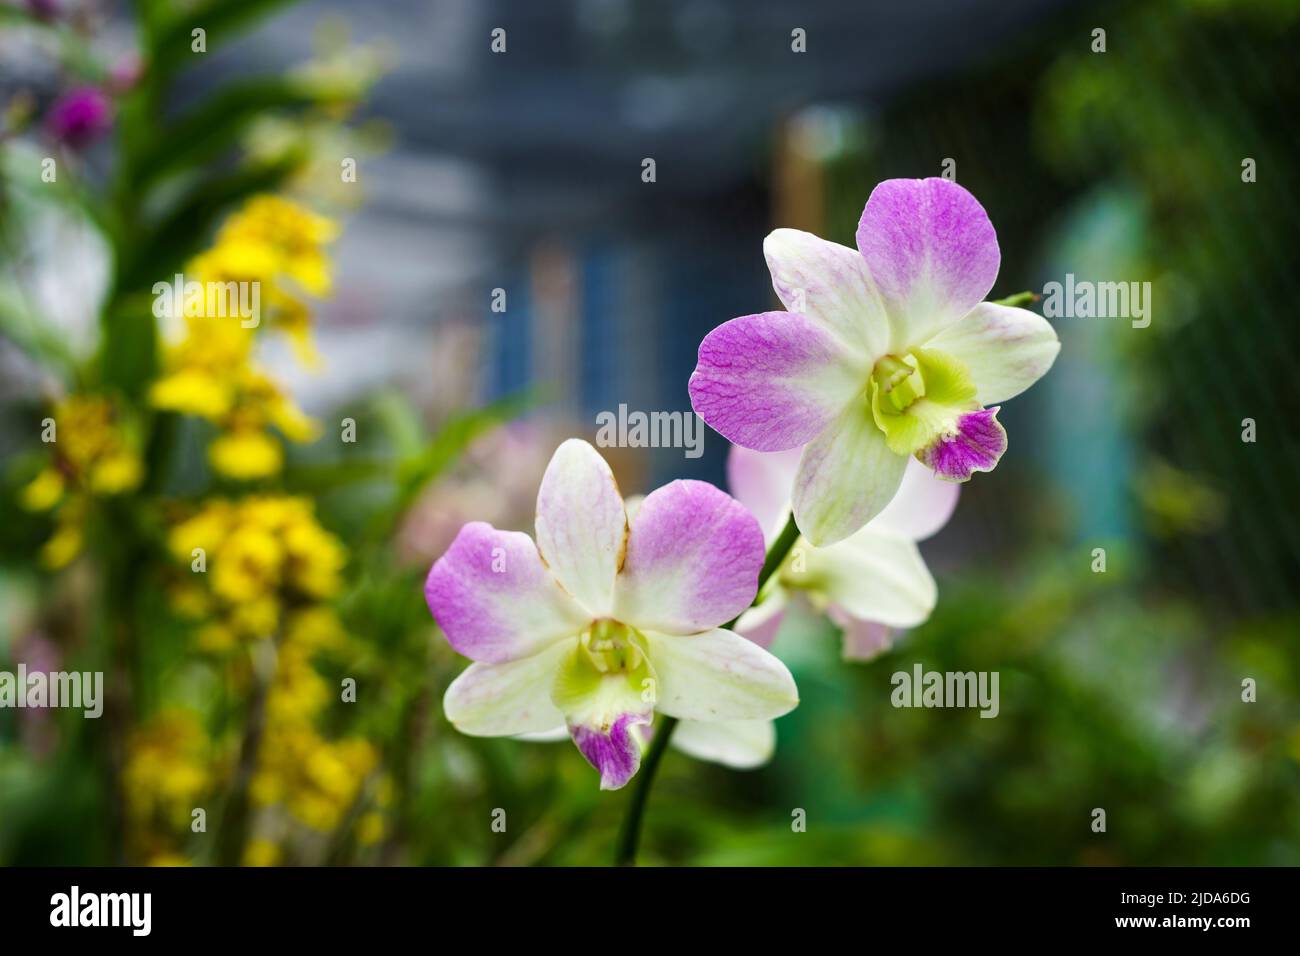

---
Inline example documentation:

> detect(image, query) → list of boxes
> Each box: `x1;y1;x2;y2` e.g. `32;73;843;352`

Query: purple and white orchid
689;177;1059;546
729;445;958;661
425;439;799;790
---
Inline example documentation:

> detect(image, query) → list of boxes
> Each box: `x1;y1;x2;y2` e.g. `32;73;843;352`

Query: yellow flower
149;194;336;477
166;496;347;643
38;395;144;497
167;502;233;564
88;451;143;495
40;516;84;570
150;366;236;419
217;195;339;297
123;710;212;832
209;428;284;480
357;811;386;847
211;523;283;603
243;839;282;867
20;468;64;511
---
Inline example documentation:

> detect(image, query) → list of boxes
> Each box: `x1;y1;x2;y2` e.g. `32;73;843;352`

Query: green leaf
150;0;301;82
128;78;325;188
110;152;305;298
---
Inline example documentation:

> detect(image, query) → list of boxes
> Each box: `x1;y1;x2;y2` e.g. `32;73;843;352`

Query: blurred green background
0;0;1296;865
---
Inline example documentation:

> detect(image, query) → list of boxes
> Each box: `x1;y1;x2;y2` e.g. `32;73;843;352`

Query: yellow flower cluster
123;709;214;865
166;497;383;851
20;394;144;568
149;196;338;480
250;609;380;834
167;495;346;649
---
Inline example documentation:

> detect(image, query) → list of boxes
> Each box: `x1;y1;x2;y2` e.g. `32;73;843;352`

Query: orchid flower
729;445;958;661
689;177;1059;546
425;439;799;790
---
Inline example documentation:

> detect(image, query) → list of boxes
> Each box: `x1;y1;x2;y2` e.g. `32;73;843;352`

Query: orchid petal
442;639;576;736
535;439;627;616
926;302;1060;405
792;401;908;546
828;609;894;662
856;178;1000;349
733;591;787;650
869;457;960;541
917;407;1007;482
670;718;776;769
553;637;656;791
798;530;936;629
426;522;588;663
764;229;890;362
615;479;765;634
726;444;801;540
645;628;798;722
689;311;863;452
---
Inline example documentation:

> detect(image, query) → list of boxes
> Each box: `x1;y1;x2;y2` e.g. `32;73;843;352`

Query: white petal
443;639;576;736
535;439;627;616
828;608;894;662
793;402;908;546
726;444;801;541
926;302;1060;406
867;457;960;541
802;530;936;628
644;628;798;722
513;726;569;743
733;589;788;650
670;719;776;769
764;229;890;363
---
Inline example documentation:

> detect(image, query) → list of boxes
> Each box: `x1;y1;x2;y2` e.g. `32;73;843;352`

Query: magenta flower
728;445;958;660
425;439;798;790
689;178;1059;546
46;87;113;148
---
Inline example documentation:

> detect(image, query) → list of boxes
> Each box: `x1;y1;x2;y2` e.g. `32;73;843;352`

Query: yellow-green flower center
578;619;647;674
867;348;981;456
871;353;926;413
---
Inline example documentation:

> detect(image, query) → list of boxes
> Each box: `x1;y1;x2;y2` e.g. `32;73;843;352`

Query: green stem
990;289;1039;308
613;512;801;866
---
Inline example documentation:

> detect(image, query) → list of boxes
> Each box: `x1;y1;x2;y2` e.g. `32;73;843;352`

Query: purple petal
425;522;588;663
917;407;1007;481
46;87;113;148
856;178;1000;348
615;479;765;634
570;712;649;790
689;311;862;452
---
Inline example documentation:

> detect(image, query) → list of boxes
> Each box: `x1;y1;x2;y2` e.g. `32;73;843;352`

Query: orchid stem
613;512;801;866
990;289;1039;308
